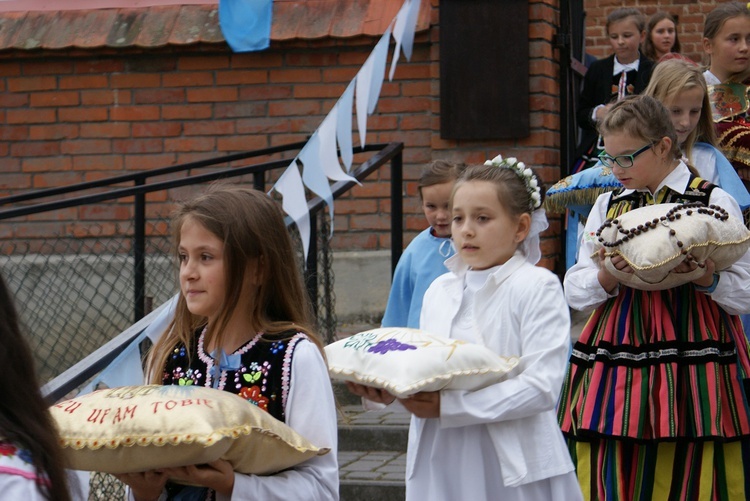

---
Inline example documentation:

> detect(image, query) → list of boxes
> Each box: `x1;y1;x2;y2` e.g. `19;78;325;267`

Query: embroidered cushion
591;202;750;290
325;327;520;398
544;165;621;217
49;384;328;474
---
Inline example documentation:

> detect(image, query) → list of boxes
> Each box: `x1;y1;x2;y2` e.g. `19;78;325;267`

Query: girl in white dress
348;158;583;501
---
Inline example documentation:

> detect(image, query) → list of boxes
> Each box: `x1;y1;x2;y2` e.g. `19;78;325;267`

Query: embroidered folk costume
705;70;750;186
158;328;338;501
559;162;750;499
0;439;52;500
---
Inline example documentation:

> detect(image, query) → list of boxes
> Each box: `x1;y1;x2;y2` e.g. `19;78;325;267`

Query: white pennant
389;0;421;81
79;298;177;394
336;80;355;172
355;25;392;146
319;110;359;185
299;137;335;236
272;161;312;260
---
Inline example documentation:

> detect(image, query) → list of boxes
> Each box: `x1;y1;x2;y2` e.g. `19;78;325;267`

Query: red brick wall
582;0;723;64
0;0;565;271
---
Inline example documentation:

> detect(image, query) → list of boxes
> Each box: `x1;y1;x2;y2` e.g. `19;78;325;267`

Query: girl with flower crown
559;95;750;498
347;158;582;500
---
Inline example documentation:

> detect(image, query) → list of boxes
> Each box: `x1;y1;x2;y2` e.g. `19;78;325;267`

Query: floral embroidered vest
606;175;716;219
162;328;307;423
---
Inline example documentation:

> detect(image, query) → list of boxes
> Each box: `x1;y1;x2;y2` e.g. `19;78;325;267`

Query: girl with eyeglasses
546;58;750;271
558;94;750;499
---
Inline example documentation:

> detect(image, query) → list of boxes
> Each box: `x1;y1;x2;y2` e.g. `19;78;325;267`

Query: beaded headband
483;154;542;210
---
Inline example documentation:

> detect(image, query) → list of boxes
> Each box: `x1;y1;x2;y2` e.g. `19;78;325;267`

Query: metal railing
0;141;404;397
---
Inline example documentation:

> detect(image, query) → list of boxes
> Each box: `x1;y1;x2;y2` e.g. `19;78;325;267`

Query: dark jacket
575;53;655;156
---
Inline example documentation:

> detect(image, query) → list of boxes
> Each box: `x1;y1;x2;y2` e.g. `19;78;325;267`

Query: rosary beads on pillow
591;202;750;290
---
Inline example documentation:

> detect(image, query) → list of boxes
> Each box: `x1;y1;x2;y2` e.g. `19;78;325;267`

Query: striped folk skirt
558;285;750;500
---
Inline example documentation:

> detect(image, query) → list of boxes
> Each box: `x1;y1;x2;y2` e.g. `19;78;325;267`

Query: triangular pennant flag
80;297;178;394
336;80;355;172
272;161;312;260
355;26;392;147
143;295;177;345
299;137;335;236
319;111;359;185
389;0;421;80
218;0;273;52
367;25;391;115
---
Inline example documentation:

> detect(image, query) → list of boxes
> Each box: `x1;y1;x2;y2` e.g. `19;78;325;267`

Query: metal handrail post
390;150;403;275
134;176;146;322
305;212;319;310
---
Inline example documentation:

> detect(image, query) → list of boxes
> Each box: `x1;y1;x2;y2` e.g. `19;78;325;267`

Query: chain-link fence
0;184;337;500
1;187;338;380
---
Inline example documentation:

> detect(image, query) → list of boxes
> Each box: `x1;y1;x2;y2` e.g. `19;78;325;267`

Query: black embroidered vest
606;175;716;220
162;328;307;423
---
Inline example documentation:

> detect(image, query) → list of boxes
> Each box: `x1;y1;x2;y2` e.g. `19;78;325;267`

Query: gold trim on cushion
50;385;329;475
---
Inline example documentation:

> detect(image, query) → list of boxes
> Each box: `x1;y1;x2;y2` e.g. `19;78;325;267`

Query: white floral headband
483;154;542;210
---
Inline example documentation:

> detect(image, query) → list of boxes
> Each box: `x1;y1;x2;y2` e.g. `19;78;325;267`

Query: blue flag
219;0;273;52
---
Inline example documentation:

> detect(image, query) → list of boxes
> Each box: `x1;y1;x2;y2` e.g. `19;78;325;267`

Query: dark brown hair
147;184;322;381
642;12;681;61
417;160;467;200
0;274;73;501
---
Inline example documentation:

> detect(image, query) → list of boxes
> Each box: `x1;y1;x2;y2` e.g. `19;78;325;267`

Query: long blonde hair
147;184;321;383
644;58;717;164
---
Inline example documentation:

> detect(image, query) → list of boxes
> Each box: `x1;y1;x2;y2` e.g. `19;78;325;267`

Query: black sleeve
576;60;610;132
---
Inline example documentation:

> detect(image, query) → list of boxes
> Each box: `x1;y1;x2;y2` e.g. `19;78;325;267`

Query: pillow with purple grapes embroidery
590;202;750;290
324;327;520;398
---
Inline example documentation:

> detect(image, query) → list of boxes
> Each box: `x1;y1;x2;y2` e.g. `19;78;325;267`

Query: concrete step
340;452;406;501
338;405;410;451
335;380;409;501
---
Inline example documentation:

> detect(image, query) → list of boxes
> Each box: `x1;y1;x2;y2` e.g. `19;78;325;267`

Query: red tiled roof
0;1;432;51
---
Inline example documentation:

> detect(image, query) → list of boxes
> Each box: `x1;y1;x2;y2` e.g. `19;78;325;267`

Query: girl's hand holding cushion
597;248;630;293
672;256;717;291
398;391;440;419
114;470;169;501
346;381;396;405
161;459;235;497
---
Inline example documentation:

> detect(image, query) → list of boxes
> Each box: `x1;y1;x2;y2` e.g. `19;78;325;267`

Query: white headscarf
522;208;548;265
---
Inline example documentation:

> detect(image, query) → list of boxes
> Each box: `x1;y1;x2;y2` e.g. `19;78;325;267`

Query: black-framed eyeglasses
598;143;654;169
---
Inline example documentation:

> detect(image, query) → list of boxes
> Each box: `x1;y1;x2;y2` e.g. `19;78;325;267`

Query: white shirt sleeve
705;188;750;314
563;188;750;315
219;340;339;501
0;475;49;501
563;192;619;311
440;275;572;426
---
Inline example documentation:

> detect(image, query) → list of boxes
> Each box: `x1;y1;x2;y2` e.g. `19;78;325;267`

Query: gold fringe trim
543;186;619;214
594;234;750;272
718;126;750;178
